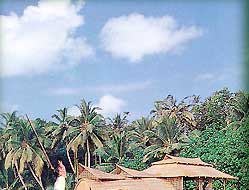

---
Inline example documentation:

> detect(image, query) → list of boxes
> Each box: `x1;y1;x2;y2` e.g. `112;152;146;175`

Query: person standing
54;156;66;190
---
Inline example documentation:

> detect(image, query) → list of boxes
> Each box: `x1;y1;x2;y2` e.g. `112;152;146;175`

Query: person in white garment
54;156;66;190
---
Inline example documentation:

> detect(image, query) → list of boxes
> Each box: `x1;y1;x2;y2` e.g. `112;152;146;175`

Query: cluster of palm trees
0;112;47;189
0;95;194;189
0;89;247;189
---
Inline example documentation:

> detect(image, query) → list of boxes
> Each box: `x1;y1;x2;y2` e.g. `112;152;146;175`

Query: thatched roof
112;165;153;178
75;178;177;190
78;164;125;180
153;155;212;166
76;154;237;190
144;155;238;180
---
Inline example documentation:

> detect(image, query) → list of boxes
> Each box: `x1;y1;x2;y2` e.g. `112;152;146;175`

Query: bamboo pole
198;178;203;190
180;177;183;190
26;115;54;170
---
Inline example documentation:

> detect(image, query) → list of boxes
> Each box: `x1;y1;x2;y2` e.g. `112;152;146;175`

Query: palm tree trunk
74;152;77;172
84;152;87;166
86;139;90;167
99;155;102;164
74;151;79;181
15;162;27;190
27;163;45;190
13;167;17;178
94;154;97;165
66;145;75;174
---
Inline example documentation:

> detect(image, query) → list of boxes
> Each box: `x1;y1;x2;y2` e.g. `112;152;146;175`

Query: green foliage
192;88;235;130
94;163;115;173
96;131;129;165
107;112;129;129
66;100;105;167
238;117;249;189
121;148;149;171
180;122;247;190
65;173;77;190
143;117;187;162
151;95;199;131
0;89;248;190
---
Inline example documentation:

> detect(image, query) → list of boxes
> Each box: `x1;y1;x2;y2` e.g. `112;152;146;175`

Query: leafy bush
121;149;149;171
180;121;248;190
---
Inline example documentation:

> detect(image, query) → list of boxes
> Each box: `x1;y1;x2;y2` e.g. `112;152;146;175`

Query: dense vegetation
0;88;248;190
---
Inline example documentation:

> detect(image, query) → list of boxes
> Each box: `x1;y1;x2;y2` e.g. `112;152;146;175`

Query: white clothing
54;176;65;190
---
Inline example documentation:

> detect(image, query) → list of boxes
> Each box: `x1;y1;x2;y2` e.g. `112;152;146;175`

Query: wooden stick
26;115;54;170
198;178;202;190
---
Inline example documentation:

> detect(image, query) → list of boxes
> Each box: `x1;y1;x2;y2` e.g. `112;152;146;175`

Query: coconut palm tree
128;117;154;148
97;130;129;165
151;95;199;131
0;111;19;128
46;108;76;173
4;119;46;190
0;112;20;159
143;117;187;162
66;100;105;167
107;112;129;130
95;129;132;173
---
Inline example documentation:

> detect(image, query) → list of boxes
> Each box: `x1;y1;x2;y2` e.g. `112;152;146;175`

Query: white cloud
1;0;93;77
100;13;202;62
96;95;126;116
67;106;81;117
67;95;126;117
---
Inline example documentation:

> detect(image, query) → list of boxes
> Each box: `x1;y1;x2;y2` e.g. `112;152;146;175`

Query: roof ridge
115;164;153;177
155;155;213;166
79;163;126;180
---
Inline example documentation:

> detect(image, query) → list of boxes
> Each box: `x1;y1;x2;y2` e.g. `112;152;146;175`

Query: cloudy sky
0;0;243;120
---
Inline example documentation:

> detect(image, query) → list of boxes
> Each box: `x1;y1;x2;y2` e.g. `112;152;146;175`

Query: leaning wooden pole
26;115;54;170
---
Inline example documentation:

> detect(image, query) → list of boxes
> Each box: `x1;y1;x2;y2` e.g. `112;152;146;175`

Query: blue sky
0;0;243;120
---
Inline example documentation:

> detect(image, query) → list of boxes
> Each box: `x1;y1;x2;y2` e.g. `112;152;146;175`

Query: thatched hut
75;164;177;190
143;155;238;189
144;155;236;179
75;155;238;190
